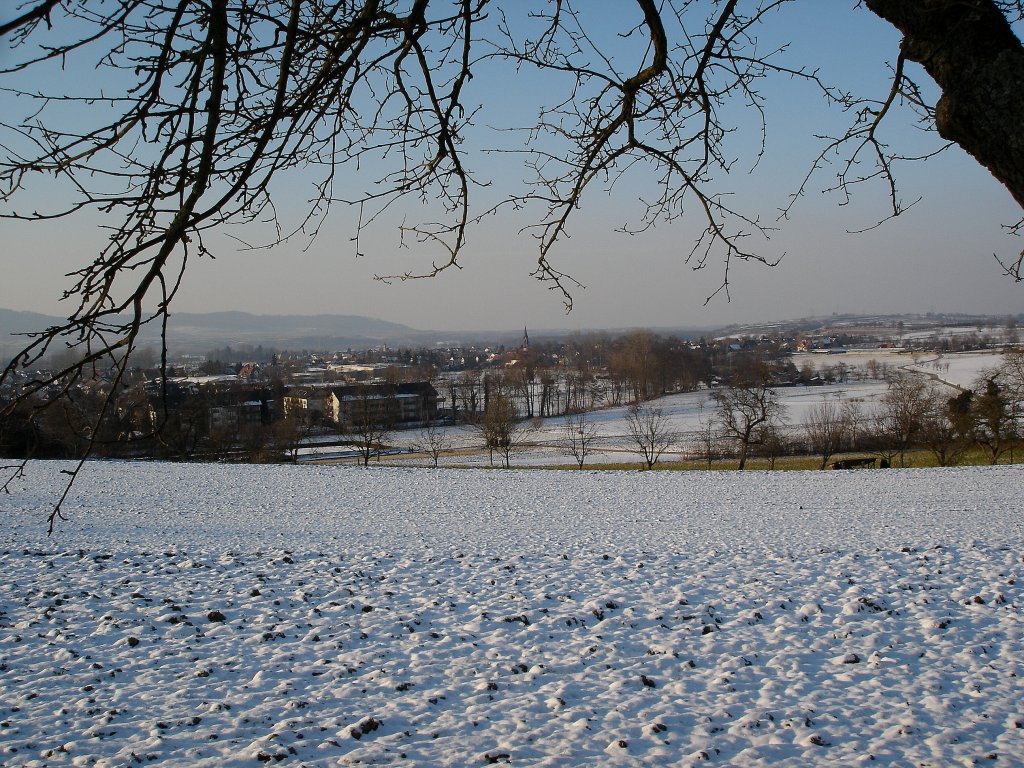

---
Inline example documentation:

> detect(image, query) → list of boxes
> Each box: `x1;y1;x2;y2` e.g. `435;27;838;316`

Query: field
294;350;1009;468
1;461;1022;766
311;379;897;467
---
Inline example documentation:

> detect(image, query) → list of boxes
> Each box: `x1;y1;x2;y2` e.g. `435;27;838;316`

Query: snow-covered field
2;462;1022;766
297;351;1007;468
378;382;897;468
905;351;1006;390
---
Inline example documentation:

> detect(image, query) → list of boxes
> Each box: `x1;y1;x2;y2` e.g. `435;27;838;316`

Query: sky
2;1;1022;333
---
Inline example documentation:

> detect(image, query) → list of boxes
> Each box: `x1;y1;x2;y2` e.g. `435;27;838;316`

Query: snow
286;351;1013;468
387;382;895;467
795;350;1006;390
905;351;1006;390
902;325;1007;342
379;351;1010;468
1;461;1022;766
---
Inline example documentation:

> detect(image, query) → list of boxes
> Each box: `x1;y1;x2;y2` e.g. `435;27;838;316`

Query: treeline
661;354;1023;470
442;331;788;422
0;329;773;463
0;377;300;464
4;325;1020;471
531;354;1022;472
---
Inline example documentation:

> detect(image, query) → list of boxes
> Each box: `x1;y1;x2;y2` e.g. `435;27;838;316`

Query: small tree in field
872;374;929;467
624;402;675;470
1002;351;1024;399
999;351;1024;461
692;418;723;470
754;423;788;470
713;372;784;470
562;410;600;469
919;388;973;467
273;412;314;464
344;388;395;467
478;393;533;469
412;419;452;468
973;377;1013;464
803;398;854;470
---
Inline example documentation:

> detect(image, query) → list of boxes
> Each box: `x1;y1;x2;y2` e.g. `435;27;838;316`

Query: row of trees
797;364;1021;470
552;370;788;471
426;353;1023;470
5;342;1020;472
438;332;795;427
679;359;1019;470
438;331;718;422
0;376;407;467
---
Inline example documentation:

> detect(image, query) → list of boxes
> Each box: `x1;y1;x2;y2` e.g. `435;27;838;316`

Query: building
331;382;439;426
282;387;333;420
209;400;266;433
283;382;439;426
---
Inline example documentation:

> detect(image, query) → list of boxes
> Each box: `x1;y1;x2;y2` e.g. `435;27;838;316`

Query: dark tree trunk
866;0;1024;208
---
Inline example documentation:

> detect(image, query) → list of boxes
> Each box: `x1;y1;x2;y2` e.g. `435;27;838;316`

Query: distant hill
0;308;429;358
5;308;1018;362
713;312;1021;339
0;308;66;361
0;308;63;336
162;311;425;350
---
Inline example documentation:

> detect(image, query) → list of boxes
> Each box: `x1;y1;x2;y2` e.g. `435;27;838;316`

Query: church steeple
522;326;530;351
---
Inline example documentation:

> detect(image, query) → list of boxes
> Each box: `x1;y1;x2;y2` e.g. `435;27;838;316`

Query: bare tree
754;422;788;470
871;373;930;467
412;418;453;469
561;410;600;469
999;350;1024;461
154;397;209;462
4;1;1024;523
610;332;659;404
840;400;866;454
477;392;533;469
691;417;724;470
1002;350;1024;394
919;387;973;467
505;365;537;419
1005;316;1020;345
536;369;558;418
803;398;854;470
713;373;785;470
272;412;314;464
624;402;676;470
343;388;395;467
562;371;599;416
455;373;483;424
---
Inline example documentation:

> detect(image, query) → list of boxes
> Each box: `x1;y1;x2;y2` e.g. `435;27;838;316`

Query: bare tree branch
1;1;1022;526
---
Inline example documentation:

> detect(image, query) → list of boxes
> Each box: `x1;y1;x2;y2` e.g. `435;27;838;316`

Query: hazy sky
2;2;1021;333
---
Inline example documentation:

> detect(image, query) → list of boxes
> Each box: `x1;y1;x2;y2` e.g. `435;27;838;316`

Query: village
2;315;1019;469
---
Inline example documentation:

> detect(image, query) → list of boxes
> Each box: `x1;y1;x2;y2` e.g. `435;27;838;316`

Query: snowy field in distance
1;461;1022;767
904;350;1006;390
383;351;1005;467
375;379;896;468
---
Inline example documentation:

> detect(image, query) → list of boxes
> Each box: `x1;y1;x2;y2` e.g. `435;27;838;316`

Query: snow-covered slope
380;382;897;467
1;462;1022;766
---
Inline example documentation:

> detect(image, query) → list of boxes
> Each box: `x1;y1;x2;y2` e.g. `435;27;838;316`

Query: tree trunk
866;0;1024;208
